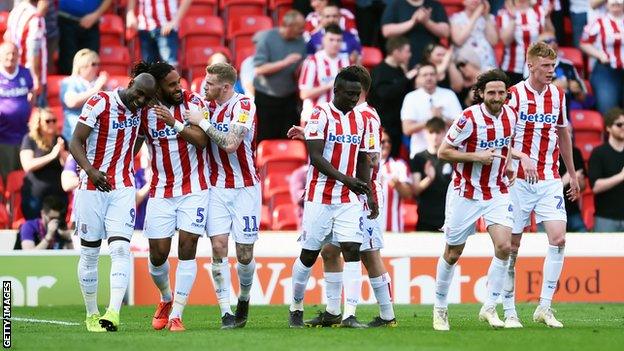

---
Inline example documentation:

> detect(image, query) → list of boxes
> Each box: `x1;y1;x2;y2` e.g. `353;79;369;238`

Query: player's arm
438;141;503;165
307;139;368;195
152;105;209;148
356;149;378;218
186;109;246;153
69;123;111;192
557;126;580;201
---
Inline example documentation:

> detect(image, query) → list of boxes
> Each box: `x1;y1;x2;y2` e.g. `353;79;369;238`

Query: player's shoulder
183;89;204;106
548;83;566;98
85;91;109;108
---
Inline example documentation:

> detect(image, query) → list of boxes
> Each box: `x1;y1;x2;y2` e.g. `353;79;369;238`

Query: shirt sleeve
410;154;425;174
506;86;519;110
252;31;269;67
298;56;317;92
580;18;601;45
400;92;417;122
78;93;107;128
445;112;474;147
431;2;449;23
20;135;35;151
304;107;328;141
19;221;37;243
587;147;603;187
230;98;256;130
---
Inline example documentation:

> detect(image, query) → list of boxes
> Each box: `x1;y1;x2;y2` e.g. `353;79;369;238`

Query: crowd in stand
1;0;623;248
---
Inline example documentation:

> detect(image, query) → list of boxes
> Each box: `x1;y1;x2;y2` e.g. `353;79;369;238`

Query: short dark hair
324;23;343;36
334;67;361;88
472;69;510;105
417;62;437;75
41;196;65;214
425;117;446;133
131;61;175;82
386;36;409;54
604;107;624;128
342;65;371;93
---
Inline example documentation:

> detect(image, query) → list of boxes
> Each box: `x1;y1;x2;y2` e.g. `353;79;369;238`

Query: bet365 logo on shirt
112;117;140;130
479;136;511;149
519;111;558;124
328;133;361;144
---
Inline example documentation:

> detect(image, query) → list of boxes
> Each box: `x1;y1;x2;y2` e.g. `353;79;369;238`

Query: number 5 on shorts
196;208;205;223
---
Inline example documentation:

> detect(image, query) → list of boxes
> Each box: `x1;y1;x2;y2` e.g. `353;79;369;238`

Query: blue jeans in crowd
594;216;624;233
138;29;179;67
589;62;624;115
570;12;587;48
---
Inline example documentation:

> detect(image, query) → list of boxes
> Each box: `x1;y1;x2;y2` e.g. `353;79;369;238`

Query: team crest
457;114;468;128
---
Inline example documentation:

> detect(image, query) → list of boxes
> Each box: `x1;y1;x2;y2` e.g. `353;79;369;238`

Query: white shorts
360;209;384;251
207;183;261;244
444;190;514;246
74;187;136;241
510;179;567;233
300;201;363;251
143;190;209;239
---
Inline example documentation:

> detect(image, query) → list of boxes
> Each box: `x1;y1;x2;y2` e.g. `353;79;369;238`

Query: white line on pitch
11;317;80;326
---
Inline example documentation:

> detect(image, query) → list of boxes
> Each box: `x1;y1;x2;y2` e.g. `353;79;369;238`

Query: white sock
108;240;131;313
485;256;509;308
290;257;312;312
370;273;394;320
342;261;362;319
503;251;518;318
324;272;343;316
237;260;255;302
434;256;456;308
148;260;172;302
170;259;197;319
78;246;100;316
540;245;565;308
211;260;232;316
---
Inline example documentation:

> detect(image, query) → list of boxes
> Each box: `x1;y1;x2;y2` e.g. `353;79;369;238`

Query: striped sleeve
298;56;317;91
304;107;327;140
446;111;473;147
78;94;106;128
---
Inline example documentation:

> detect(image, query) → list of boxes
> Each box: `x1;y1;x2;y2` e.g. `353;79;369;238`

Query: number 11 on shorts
243;216;258;232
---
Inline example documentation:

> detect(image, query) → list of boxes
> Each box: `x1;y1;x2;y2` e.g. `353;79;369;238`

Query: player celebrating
132;62;210;332
186;63;259;329
70;73;157;332
287;68;376;328
433;69;516;331
502;42;580;328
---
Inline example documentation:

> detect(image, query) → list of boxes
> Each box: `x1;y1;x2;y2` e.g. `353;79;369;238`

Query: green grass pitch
11;304;624;351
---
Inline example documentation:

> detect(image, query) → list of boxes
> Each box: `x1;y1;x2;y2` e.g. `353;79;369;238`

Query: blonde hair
206;62;237;85
28;108;56;151
71;49;100;76
526;41;557;62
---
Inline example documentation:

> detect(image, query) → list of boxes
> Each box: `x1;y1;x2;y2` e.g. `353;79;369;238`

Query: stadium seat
559;47;585;77
235;45;255;71
46;75;66;107
179;16;225;51
5;170;25;229
227;15;273;53
0;11;8;37
260;205;272;230
189;0;218;16
581;181;595;231
262;159;307;180
99;14;125;46
220;0;267;21
263;172;292;201
443;4;463;17
361;46;383;71
0;206;8;229
269;188;293;212
184;46;232;80
272;204;299;230
402;203;418;232
439;0;463;4
257;139;307;168
569;110;604;161
106;75;131;90
269;0;293;23
191;77;204;94
100;45;131;75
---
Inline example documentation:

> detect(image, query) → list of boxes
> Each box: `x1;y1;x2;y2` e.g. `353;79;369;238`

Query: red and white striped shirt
136;0;178;31
205;93;259;188
580;14;624;70
304;8;357;40
445;103;516;200
304;102;367;204
507;80;567;180
496;6;546;74
356;102;383;207
4;1;47;85
536;0;561;12
140;90;209;198
298;50;351;119
379;157;411;233
77;91;142;191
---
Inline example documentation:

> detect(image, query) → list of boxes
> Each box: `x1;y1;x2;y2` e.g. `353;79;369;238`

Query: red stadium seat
189;0;218;16
272;204;299;230
0;11;8;36
0;206;9;229
361;46;383;71
444;4;463;17
439;0;463;5
559;47;585;77
570;110;604;161
263;172;292;201
227;15;273;53
235;45;255;71
262;159;307;179
106;75;131;90
191;77;204;94
220;0;267;20
5;170;25;229
100;45;131;75
179;16;225;50
257;139;307;167
402;203;418;232
46;75;67;107
269;0;293;23
260;205;272;230
269;188;293;212
581;181;595;231
184;46;232;80
100;14;125;46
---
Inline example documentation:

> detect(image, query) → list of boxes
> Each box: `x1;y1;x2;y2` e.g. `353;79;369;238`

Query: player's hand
79;12;99;29
47;218;60;234
367;195;379;219
475;148;505;165
287;125;304;140
567;173;581;202
343;176;369;195
186;110;205;126
153;105;175;126
520;154;538;184
86;167;112;192
599;52;610;65
506;162;517;186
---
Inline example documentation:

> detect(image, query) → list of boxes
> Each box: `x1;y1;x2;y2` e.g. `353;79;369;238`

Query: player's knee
551;234;566;247
341;243;361;262
236;246;254;265
445;249;463;264
495;241;512;258
299;249;319;267
320;245;340;263
178;242;198;261
211;238;228;258
149;252;168;266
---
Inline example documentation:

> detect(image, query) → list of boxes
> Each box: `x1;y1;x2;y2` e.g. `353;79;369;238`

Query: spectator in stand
294;0;314;16
239;55;255;97
0;41;33;182
588;107;624;232
57;0;111;75
381;0;449;67
535;0;564;45
16;195;73;250
370;36;417;157
422;43;463;91
580;0;624;115
253;10;306;141
378;129;413;232
453;46;483;107
20;107;68;220
355;0;386;47
304;0;357;40
4;0;47;106
60;49;108;141
497;0;553;85
289;163;309;224
37;0;59;74
410;117;451;232
307;3;362;63
449;0;498;71
570;0;590;47
200;51;245;95
401;62;462;158
126;0;192;69
298;23;351;121
589;0;608;25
